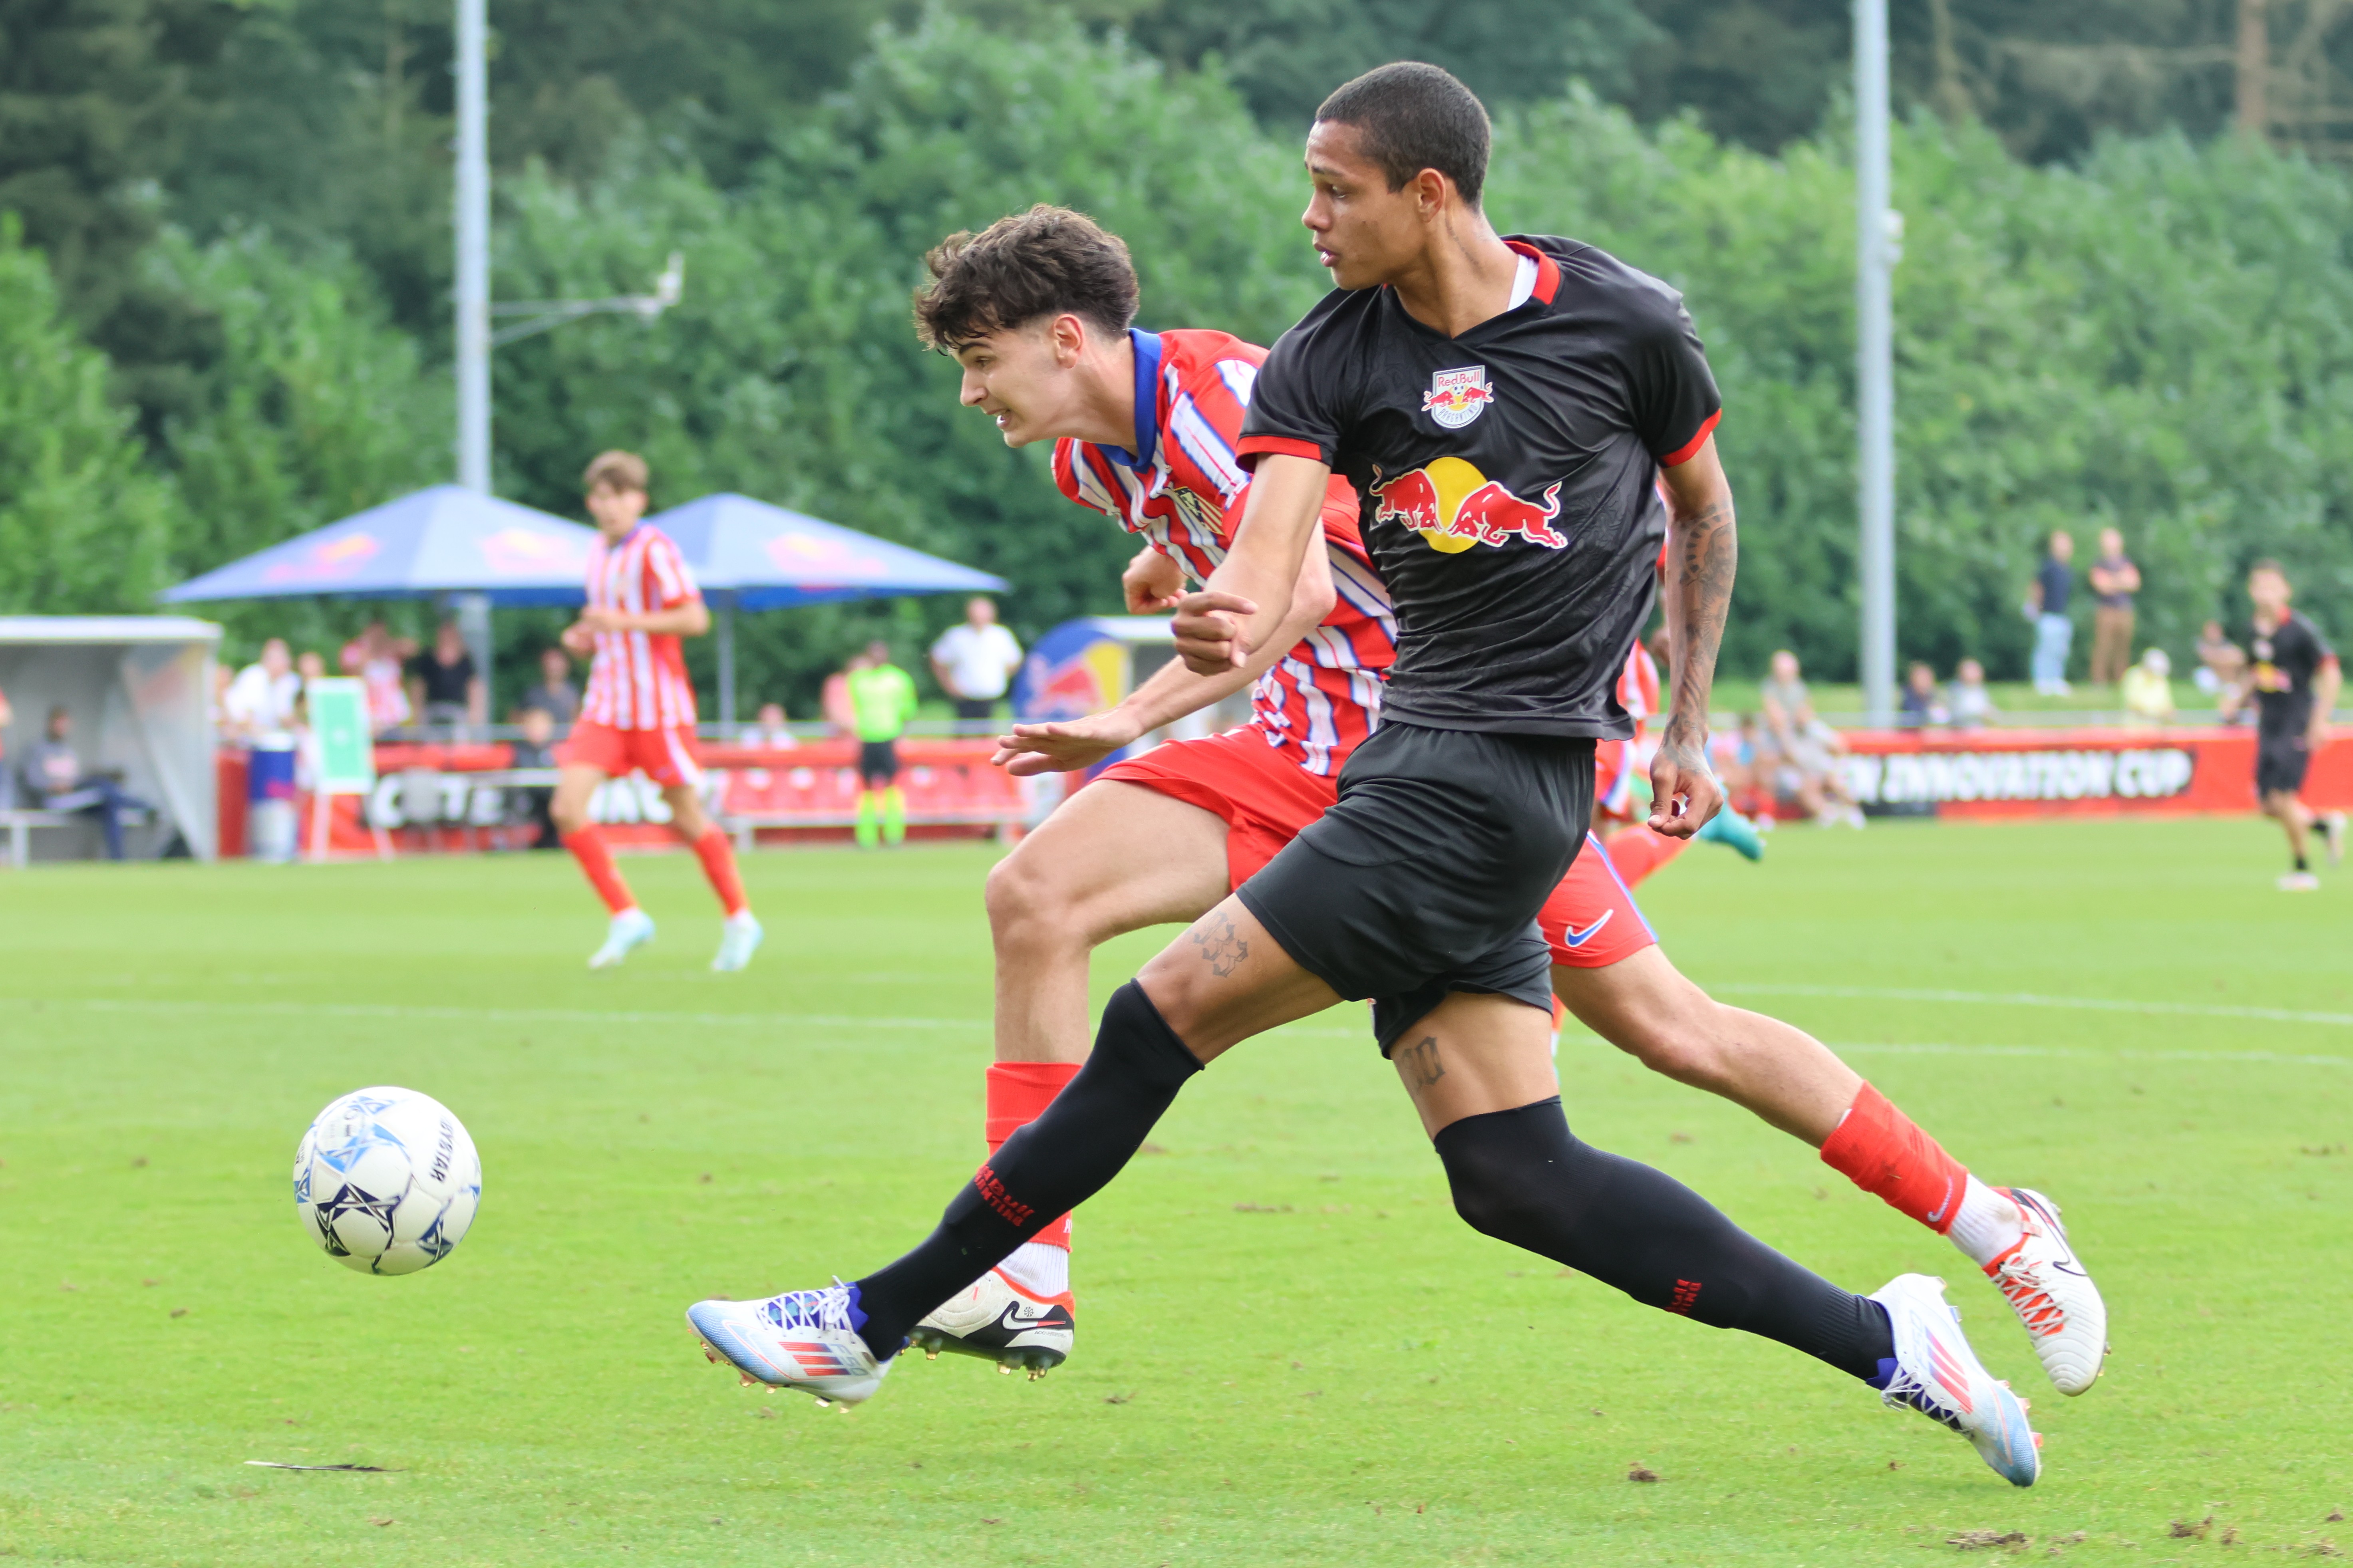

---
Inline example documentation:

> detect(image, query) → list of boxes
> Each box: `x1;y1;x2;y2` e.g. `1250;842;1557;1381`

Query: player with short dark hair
689;65;2051;1486
2223;560;2343;889
886;204;2102;1403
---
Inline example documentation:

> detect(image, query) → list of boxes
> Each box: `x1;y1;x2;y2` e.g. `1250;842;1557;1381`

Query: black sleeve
1237;310;1348;470
1624;285;1722;466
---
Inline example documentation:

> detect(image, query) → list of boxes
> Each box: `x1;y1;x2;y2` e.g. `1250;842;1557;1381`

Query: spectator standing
2026;530;2076;695
340;621;414;736
929;597;1023;724
2087;528;2141;685
0;681;12;809
507;705;561;848
2119;648;2175;726
223;639;301;740
1898;661;1949;728
519;645;580;726
405;622;485;739
821;657;860;737
2222;561;2345;889
2194;619;2246;703
25;706;150;860
845;640;918;848
1948;658;1996;730
741;701;798;749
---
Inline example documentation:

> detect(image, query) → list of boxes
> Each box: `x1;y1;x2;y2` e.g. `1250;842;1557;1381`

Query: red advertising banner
1838;725;2353;819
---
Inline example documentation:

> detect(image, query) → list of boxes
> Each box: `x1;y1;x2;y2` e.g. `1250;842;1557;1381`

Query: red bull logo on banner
1421;365;1495;429
1371;456;1568;554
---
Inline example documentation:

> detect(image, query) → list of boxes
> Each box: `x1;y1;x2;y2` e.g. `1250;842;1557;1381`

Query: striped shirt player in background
878;207;2099;1397
552;450;763;972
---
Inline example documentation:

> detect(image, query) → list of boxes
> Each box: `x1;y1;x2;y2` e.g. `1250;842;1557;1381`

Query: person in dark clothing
507;705;562;848
26;707;150;860
2027;531;2075;694
2222;561;2344;888
405;622;484;738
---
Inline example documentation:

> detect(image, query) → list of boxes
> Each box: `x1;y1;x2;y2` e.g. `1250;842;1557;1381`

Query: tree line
3;7;2351;711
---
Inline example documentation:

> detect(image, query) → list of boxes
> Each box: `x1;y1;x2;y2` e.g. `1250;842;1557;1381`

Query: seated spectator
2194;619;2246;701
1948;658;1996;730
341;620;414;736
740;701;799;749
1757;650;1864;828
24;706;150;860
1709;712;1761;820
507;705;560;848
223;638;301;741
519;645;580;726
405;622;484;739
2119;647;2176;726
1898;661;1950;728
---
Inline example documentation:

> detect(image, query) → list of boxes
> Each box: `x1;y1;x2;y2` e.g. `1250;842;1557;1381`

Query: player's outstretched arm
1650;437;1735;838
1173;455;1332;677
996;540;1336;776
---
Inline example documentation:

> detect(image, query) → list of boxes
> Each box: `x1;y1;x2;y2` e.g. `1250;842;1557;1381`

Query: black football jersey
1238;236;1721;738
2248;610;2335;735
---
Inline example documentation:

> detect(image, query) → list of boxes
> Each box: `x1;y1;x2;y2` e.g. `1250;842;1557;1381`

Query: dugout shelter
0;617;221;862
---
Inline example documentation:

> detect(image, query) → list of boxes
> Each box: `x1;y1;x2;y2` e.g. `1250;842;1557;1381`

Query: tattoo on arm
1399;1035;1445;1089
1663;494;1736;755
1189;911;1250;977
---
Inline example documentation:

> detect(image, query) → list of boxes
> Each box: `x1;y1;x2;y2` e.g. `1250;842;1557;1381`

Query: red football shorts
555;720;704;788
1534;833;1659;969
1097;727;1339;889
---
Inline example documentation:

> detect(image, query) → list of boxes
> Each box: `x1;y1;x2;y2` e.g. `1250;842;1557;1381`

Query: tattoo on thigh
1189;912;1250;977
1400;1035;1445;1089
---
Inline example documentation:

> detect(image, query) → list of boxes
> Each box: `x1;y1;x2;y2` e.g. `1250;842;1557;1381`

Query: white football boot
907;1267;1075;1379
1870;1273;2041;1487
710;912;764;973
1984;1188;2108;1395
687;1281;894;1407
588;907;656;969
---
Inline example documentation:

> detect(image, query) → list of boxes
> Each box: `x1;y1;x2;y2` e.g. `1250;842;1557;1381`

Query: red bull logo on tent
1371;457;1568;554
262;531;382;584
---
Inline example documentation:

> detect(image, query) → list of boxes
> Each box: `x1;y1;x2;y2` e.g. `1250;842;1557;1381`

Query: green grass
0;820;2347;1565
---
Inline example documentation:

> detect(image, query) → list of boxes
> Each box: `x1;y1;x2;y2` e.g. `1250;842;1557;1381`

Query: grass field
0;818;2347;1565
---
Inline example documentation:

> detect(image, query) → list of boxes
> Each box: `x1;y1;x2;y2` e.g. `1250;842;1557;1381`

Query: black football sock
1433;1098;1895;1382
852;980;1203;1359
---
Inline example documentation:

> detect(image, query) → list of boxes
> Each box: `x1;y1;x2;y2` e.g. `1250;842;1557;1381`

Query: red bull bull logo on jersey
1421;365;1495;429
1371;456;1568;554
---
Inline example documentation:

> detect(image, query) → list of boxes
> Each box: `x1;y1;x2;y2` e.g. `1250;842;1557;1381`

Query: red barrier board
1838;726;2353;818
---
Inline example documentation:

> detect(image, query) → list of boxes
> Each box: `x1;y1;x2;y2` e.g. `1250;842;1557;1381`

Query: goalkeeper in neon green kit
846;639;919;848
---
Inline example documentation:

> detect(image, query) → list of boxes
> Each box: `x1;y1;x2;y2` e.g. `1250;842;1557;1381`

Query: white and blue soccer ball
293;1087;481;1276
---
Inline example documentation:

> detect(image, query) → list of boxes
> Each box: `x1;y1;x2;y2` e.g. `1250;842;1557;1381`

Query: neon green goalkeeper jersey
845;662;918;742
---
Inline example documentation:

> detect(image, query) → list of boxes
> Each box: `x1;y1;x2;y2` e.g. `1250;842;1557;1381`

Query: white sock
1945;1176;2025;1267
725;909;757;927
998;1240;1070;1299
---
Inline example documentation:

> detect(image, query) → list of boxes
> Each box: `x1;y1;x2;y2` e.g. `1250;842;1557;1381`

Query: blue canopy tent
158;485;599;607
648;492;1007;723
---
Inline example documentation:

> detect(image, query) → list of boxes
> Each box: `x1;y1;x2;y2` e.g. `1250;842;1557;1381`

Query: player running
843;205;2102;1402
551;450;763;971
2220;560;2343;889
689;71;2058;1483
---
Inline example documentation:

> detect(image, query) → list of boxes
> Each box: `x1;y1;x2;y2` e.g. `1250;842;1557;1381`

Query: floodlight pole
452;0;495;712
1856;0;1898;726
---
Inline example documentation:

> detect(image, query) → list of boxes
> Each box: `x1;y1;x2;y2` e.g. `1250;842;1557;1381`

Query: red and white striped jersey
580;523;701;730
1595;642;1662;819
1052;328;1397;776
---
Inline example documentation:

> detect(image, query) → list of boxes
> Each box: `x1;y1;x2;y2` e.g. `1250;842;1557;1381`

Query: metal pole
454;0;490;495
1855;0;1897;725
715;595;737;729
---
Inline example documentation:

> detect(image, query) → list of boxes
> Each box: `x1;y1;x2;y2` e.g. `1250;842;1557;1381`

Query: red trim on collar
1504;240;1560;305
1658;409;1721;468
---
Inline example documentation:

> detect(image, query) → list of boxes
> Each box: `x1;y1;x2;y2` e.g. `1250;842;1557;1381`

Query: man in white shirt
222;639;301;741
929;597;1023;722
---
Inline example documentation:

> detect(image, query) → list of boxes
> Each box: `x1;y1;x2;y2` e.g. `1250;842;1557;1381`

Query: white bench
1;805;155;867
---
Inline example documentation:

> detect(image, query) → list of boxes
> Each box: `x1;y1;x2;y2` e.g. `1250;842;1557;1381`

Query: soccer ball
293;1087;481;1276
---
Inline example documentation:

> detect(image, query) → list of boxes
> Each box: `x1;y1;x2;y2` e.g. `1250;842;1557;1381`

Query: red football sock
562;827;636;914
1818;1083;1969;1234
1598;825;1689;889
987;1061;1081;1249
690;826;749;917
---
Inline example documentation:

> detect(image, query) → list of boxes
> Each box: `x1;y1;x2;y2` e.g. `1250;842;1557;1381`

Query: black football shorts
857;738;902;786
1235;721;1594;1055
2256;727;2310;796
